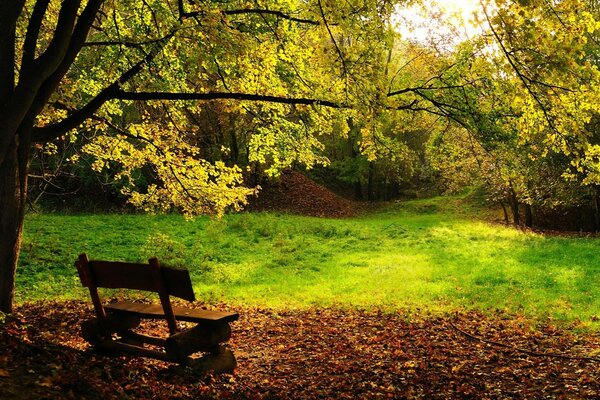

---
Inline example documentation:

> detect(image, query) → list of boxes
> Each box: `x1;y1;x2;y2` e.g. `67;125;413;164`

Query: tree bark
524;204;533;228
500;202;509;224
0;132;29;313
229;128;239;165
347;119;362;200
509;185;520;225
354;181;363;200
593;189;600;232
367;161;375;201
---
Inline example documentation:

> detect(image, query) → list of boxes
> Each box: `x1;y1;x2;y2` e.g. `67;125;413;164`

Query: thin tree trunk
354;181;362;200
510;199;520;225
509;186;520;225
593;190;600;232
367;161;374;201
524;204;533;228
500;202;509;224
0;133;29;313
229;129;239;165
346;117;362;200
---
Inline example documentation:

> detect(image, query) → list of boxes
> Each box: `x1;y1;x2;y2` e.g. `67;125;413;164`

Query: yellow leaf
452;361;467;373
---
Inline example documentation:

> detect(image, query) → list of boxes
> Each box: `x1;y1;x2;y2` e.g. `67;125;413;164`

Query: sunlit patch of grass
18;196;600;330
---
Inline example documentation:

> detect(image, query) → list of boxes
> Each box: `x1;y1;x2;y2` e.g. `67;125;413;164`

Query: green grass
17;196;600;330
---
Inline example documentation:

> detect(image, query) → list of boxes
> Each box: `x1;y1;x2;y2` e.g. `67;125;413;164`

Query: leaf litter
0;301;598;399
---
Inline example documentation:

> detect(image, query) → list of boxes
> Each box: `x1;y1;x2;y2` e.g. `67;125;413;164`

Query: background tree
400;0;600;228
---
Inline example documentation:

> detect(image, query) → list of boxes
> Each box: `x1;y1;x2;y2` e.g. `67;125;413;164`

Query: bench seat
105;301;239;324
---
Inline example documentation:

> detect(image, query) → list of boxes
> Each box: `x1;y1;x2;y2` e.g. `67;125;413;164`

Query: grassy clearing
18;196;600;329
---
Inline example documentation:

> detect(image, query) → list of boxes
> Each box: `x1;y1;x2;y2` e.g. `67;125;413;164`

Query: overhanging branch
223;9;319;25
29;0;81;80
177;0;319;25
388;84;475;97
23;0;106;142
32;33;172;142
114;90;344;108
21;0;51;69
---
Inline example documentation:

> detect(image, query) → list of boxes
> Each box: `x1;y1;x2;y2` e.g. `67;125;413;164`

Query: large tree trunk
0;132;29;313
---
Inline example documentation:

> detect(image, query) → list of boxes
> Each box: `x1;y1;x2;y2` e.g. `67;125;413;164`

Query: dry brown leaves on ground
0;301;599;399
246;170;362;218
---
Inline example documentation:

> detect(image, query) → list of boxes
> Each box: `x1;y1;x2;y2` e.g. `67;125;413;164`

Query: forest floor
1;301;599;399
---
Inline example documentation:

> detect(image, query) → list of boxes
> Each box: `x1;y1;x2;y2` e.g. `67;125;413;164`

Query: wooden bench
75;253;239;373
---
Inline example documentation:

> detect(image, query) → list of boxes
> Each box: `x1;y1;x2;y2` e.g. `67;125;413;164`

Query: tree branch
114;90;344;108
32;34;172;142
83;37;171;48
223;9;319;25
317;0;348;78
0;0;83;167
388;84;474;98
177;0;319;25
0;0;24;103
481;2;561;137
33;85;345;143
0;0;26;44
24;0;106;140
21;0;51;69
28;0;81;80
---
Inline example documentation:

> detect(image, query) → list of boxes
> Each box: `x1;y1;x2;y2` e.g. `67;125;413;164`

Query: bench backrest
76;253;195;334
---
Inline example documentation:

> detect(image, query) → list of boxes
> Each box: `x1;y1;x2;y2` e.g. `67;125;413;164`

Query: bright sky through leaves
395;0;483;47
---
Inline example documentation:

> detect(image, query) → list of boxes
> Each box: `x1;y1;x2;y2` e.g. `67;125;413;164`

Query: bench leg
80;316;141;345
81;319;101;345
186;346;237;374
164;323;231;361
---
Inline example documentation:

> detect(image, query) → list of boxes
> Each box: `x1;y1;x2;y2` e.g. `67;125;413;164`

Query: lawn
18;196;600;330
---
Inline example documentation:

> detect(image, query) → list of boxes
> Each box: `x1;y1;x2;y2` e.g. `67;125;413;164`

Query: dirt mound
246;170;360;218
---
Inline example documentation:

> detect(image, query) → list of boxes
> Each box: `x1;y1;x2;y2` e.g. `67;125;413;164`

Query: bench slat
85;261;195;302
105;301;239;324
